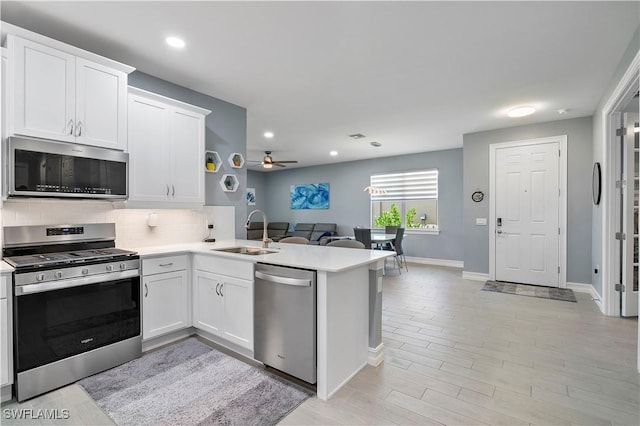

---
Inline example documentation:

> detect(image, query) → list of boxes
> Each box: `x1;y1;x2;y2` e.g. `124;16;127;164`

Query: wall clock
471;190;484;202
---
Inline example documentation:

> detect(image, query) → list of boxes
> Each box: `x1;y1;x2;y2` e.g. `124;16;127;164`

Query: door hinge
616;127;625;137
615;283;625;292
616;180;622;189
558;149;561;157
615;232;626;240
558;266;560;274
558;228;560;235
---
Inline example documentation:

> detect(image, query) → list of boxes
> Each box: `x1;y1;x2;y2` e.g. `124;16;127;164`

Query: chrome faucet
246;209;271;248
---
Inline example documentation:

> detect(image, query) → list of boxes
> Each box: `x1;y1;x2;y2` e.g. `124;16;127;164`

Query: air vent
349;133;366;139
370;141;382;147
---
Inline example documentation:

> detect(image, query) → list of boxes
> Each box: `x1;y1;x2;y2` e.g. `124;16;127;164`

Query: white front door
494;141;560;286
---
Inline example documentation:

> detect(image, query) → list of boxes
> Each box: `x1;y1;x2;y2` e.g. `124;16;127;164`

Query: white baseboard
405;257;463;268
368;343;384;366
1;384;12;402
567;282;604;313
462;271;490;281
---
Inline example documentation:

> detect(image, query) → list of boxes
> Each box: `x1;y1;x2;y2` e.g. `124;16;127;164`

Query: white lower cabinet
193;256;253;351
142;256;190;340
1;272;13;400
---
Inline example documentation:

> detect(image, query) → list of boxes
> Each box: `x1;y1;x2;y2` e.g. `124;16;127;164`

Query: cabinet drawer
193;254;253;281
1;274;9;299
143;255;187;275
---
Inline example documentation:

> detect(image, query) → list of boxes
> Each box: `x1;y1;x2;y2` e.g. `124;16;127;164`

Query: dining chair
327;240;366;249
382;226;399;249
278;236;309;244
383;228;408;273
353;228;373;249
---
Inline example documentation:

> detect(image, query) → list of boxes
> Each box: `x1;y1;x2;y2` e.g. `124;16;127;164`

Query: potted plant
206;156;215;171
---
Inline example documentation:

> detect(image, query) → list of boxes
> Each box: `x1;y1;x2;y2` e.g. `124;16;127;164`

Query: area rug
77;338;313;426
482;280;577;302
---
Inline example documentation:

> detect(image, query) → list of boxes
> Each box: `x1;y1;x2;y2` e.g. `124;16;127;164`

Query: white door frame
489;136;568;288
601;51;640;317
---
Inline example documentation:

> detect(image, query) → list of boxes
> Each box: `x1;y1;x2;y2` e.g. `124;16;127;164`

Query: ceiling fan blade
273;163;286;167
272;160;298;164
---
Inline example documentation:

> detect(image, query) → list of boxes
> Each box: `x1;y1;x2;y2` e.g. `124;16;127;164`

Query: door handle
144;283;148;297
496;229;502;234
67;119;75;135
166;185;170;196
75;121;83;137
215;283;220;296
219;283;223;297
172;185;175;197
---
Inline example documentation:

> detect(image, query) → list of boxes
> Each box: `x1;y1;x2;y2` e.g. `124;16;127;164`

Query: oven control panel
46;227;84;236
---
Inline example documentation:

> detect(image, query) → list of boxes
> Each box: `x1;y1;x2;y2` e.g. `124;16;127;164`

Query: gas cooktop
4;248;137;269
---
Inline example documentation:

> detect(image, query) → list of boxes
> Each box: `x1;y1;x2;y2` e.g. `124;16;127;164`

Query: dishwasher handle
255;270;311;287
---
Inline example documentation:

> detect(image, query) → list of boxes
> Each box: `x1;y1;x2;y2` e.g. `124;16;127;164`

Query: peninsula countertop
124;239;393;272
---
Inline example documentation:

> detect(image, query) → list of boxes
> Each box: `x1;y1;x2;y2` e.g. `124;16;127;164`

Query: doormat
78;338;313;425
482;280;577;302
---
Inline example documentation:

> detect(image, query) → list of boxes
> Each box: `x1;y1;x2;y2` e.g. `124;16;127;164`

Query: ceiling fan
250;151;298;168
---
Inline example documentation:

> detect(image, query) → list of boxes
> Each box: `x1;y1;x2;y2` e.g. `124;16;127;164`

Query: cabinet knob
54;271;63;279
106;264;114;272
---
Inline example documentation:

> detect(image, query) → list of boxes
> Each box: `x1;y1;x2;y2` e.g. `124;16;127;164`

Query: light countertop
124;239;394;273
0;261;15;273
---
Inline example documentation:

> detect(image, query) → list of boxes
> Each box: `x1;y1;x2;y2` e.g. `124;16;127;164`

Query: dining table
371;233;397;249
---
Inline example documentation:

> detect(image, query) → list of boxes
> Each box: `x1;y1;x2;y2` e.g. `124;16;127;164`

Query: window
370;170;438;230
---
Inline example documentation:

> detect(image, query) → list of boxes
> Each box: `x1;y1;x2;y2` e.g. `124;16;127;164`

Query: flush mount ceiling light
507;106;536;118
165;36;185;49
263;131;274;139
349;133;366;139
370;141;382;147
330;151;338;156
557;108;569;115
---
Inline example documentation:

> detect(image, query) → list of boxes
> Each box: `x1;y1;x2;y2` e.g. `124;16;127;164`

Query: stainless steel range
3;223;141;401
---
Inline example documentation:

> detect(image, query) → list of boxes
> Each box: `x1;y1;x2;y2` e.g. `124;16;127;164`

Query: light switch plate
475;218;487;226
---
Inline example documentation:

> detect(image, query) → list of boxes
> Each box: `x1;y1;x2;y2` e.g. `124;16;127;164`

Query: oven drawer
142;255;188;275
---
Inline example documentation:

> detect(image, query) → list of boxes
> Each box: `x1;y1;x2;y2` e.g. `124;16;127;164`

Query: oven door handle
15;270;140;296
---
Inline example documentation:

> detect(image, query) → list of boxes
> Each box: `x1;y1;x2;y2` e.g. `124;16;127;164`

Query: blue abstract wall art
290;183;329;209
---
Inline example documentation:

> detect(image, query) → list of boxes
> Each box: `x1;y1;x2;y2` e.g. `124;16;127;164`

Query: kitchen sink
212;246;278;256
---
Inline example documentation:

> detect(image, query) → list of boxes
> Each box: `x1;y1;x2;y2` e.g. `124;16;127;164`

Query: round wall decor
471;190;484;202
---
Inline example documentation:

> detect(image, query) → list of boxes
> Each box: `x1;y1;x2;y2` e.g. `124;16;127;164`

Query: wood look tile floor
2;264;638;425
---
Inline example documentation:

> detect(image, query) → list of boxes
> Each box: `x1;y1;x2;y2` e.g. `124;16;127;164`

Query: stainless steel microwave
8;136;129;199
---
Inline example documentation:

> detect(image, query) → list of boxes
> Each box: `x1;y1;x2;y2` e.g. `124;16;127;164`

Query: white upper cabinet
7;34;132;150
127;87;210;207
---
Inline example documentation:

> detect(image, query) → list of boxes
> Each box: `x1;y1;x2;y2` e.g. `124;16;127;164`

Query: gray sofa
247;221;290;241
282;222;336;245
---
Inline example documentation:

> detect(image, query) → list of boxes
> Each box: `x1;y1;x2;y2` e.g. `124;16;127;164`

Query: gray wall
253;149;464;261
129;72;248;238
462;116;593;284
592;25;639;297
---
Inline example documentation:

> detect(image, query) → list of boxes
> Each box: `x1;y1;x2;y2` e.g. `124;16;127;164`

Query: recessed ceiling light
166;36;185;49
370;141;382;147
264;131;274;139
349;133;366;139
330;151;338;156
557;108;569;115
507;106;536;118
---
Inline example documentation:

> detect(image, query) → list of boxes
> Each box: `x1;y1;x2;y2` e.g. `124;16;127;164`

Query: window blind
370;170;438;201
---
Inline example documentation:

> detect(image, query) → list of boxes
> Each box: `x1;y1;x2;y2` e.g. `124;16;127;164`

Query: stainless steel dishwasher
254;263;316;384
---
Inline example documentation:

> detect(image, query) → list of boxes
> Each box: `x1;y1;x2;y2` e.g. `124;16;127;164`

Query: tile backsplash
1;199;236;249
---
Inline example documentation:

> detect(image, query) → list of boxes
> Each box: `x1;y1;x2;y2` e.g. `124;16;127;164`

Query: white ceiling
1;1;638;170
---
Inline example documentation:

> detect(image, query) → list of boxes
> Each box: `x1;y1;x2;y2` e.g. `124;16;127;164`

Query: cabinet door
10;35;75;142
142;271;189;340
128;94;171;202
192;271;225;337
0;298;9;386
170;108;204;204
221;275;253;350
75;58;127;150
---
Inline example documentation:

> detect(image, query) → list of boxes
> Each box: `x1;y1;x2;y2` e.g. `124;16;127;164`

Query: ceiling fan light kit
249;151;298;169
